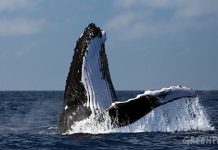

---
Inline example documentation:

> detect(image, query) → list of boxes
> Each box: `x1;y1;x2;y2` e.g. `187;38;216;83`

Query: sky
0;0;218;91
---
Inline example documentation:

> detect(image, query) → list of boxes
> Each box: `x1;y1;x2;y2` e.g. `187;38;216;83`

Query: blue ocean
0;91;218;149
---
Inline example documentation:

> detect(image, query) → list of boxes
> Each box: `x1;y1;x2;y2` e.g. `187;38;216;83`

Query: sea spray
66;97;214;134
66;112;113;134
115;97;213;132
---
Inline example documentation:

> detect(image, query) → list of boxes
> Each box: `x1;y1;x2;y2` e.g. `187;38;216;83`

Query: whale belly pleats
81;37;114;115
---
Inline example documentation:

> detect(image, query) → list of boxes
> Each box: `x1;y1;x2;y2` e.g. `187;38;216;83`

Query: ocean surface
0;91;218;149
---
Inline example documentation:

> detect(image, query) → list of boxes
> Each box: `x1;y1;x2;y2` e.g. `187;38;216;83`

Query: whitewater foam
65;97;214;134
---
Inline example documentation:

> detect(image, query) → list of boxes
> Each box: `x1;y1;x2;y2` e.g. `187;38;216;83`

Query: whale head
59;23;117;133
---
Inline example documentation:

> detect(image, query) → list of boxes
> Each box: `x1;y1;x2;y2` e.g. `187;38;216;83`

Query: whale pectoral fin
144;85;197;105
95;86;197;128
94;95;160;127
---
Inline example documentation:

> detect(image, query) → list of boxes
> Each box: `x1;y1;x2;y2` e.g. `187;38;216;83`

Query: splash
66;97;214;134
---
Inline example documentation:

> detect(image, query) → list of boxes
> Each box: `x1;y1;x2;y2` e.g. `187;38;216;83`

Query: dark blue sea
0;91;218;149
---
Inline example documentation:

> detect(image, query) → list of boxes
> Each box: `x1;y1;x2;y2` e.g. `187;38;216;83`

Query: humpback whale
58;23;197;134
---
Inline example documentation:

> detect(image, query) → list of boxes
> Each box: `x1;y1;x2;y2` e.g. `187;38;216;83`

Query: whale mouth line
58;23;198;134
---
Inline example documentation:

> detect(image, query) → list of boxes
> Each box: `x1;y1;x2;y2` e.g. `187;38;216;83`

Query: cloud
115;0;218;17
106;0;218;40
0;0;45;37
106;12;135;30
0;0;40;12
0;18;45;37
105;12;154;40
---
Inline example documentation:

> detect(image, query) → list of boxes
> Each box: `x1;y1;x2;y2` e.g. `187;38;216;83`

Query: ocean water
0;91;218;149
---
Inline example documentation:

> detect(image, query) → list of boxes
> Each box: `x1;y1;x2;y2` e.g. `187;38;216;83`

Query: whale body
58;23;197;134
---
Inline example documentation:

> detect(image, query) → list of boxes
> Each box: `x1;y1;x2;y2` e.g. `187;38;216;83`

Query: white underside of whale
81;31;113;115
111;85;197;109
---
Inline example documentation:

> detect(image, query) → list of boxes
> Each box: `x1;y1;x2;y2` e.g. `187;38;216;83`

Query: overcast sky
0;0;218;91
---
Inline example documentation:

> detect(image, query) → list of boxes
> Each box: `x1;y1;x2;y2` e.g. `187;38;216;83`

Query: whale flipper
94;86;197;128
59;23;197;134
